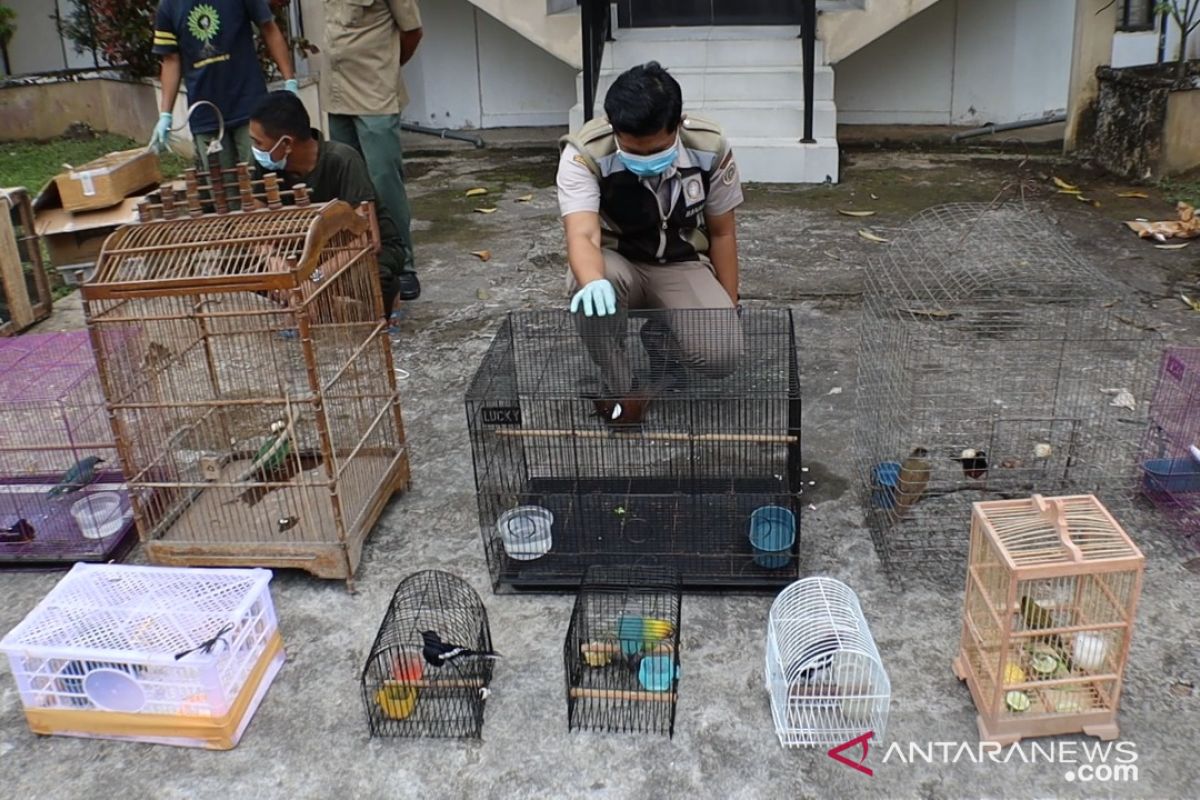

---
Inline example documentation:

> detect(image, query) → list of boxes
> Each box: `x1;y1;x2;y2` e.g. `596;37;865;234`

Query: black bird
954;448;989;480
420;630;501;668
0;518;35;544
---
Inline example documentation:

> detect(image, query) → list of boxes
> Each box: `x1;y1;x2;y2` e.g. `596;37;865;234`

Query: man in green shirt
248;91;404;315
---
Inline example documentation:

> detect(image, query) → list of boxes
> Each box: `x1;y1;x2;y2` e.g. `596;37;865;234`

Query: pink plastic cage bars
0;331;139;564
0;564;284;749
1138;348;1200;549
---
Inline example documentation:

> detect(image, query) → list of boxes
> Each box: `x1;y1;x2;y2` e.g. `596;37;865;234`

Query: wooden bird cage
1;187;53;336
953;494;1144;744
81;191;409;587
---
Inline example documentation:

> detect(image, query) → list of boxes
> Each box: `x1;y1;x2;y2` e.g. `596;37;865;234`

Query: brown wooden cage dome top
976;494;1143;570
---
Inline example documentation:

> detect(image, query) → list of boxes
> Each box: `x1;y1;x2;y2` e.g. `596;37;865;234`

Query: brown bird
895;447;931;514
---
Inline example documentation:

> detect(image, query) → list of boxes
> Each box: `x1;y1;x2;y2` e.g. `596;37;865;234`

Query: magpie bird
420;630;501;667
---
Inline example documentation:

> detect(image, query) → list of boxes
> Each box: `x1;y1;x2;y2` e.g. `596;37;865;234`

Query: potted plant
1084;0;1200;179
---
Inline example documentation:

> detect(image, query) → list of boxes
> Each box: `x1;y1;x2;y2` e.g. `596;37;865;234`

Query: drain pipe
401;121;485;149
950;112;1068;143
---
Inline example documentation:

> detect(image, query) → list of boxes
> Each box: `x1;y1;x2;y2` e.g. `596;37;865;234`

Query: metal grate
466;308;802;591
361;571;495;739
854;203;1159;580
1138;347;1200;550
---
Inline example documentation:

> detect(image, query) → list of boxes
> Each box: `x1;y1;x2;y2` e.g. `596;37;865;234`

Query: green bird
255;420;291;472
1019;595;1073;670
48;456;105;497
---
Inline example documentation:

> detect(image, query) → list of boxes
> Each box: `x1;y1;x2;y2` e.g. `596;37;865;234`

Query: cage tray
0;472;138;566
493;477;799;591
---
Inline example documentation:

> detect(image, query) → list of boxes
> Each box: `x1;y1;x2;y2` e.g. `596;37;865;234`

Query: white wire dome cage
765;577;890;748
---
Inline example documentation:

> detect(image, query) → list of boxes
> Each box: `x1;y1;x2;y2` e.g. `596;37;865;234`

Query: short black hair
603;61;683;137
250;91;313;141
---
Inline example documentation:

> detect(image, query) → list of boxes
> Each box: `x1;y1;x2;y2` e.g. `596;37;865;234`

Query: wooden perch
581;642;675;657
569;688;676;703
383;679;484;690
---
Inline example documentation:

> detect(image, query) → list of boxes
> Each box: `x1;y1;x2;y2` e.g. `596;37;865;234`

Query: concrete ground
2;132;1199;800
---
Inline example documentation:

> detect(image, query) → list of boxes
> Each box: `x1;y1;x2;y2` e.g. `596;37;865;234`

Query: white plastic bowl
497;506;553;560
70;492;127;540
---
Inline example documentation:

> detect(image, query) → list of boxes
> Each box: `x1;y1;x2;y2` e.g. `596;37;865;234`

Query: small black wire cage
564;565;683;737
855;203;1158;581
361;570;495;739
466;309;802;591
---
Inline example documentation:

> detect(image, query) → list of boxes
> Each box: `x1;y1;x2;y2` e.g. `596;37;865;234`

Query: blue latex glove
570;278;617;317
148;112;172;153
284;78;299;95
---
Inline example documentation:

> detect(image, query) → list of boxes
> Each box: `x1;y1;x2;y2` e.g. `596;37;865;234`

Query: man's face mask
617;137;679;178
252;135;292;172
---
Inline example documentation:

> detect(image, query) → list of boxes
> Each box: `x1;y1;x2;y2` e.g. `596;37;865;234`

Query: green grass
1159;174;1200;208
0;134;189;193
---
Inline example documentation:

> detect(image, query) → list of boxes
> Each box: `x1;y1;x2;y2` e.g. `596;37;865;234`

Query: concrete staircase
569;26;838;183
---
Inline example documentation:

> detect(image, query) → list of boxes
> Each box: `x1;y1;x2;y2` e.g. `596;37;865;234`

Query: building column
1064;0;1118;152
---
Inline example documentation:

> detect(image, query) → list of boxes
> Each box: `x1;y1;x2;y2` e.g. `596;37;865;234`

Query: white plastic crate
0;563;284;749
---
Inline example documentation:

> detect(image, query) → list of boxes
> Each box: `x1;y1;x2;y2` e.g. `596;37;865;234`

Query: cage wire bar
0;331;137;564
1138;347;1200;550
855;203;1158;580
1;187;53;336
953;494;1144;744
765;577;890;748
82;193;410;586
565;565;682;737
361;571;495;739
466;308;802;591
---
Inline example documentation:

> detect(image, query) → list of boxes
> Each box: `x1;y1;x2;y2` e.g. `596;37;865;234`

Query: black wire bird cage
565;565;683;737
466;309;802;591
361;570;495;739
855;203;1158;580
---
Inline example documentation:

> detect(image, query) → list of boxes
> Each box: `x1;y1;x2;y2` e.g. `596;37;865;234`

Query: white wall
402;0;576;129
4;0;99;75
1112;13;1200;67
836;0;1075;126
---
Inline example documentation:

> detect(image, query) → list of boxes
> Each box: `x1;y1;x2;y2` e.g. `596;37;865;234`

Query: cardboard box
34;180;140;280
55;148;161;213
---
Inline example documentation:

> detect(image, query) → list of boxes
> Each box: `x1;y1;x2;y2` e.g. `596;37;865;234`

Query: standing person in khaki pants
324;0;423;303
557;61;745;426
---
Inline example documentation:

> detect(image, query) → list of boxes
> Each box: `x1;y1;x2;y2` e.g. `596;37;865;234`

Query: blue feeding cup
749;506;796;569
871;461;902;509
638;655;679;693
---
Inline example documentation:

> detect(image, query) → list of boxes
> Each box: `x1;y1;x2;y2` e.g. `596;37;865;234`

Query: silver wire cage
1138;347;1200;550
854;203;1158;579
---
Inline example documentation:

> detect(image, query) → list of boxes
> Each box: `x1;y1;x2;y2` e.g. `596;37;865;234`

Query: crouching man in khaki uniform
557;61;745;425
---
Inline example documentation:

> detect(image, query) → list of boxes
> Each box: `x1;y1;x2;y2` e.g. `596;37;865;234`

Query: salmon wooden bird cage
81;189;410;586
952;494;1144;745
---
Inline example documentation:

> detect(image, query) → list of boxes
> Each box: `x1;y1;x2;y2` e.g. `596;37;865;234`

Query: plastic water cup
638;655;679;692
83;667;146;712
497;506;553;560
70;492;127;540
749;506;797;569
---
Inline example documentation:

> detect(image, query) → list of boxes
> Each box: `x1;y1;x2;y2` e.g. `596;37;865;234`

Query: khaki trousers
569;249;744;396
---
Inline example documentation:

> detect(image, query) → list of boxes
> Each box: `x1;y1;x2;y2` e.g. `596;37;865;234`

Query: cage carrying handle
1032;494;1083;562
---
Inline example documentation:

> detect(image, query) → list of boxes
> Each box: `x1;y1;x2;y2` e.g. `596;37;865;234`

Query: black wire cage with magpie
466;308;802;591
564;565;683;737
361;570;496;739
854;203;1158;580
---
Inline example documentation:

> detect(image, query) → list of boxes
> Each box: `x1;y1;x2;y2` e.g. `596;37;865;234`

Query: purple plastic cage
0;332;137;565
1139;347;1200;548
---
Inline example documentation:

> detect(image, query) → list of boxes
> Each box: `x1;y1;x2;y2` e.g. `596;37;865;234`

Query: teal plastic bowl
638;655;679;692
749;506;796;569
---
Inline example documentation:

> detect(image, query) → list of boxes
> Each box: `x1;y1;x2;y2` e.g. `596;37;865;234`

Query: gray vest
561;116;727;264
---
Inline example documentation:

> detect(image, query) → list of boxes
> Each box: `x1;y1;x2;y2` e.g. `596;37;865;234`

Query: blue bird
48;456;106;497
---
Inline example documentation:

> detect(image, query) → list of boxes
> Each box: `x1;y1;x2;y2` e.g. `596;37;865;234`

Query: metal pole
800;0;816;143
582;1;597;123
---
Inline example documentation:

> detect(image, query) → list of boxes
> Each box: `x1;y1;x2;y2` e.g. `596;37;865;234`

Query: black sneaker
398;271;421;301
